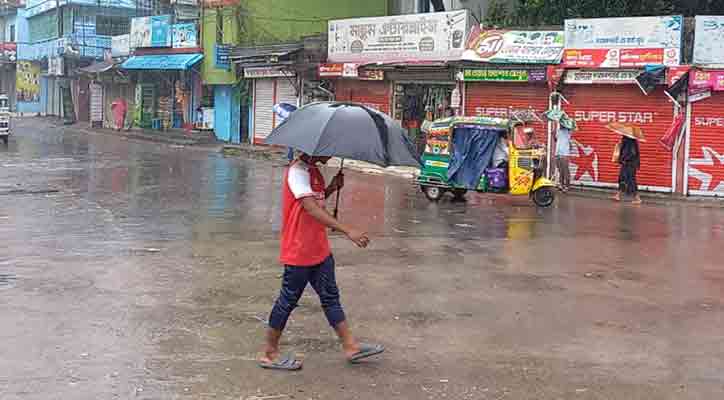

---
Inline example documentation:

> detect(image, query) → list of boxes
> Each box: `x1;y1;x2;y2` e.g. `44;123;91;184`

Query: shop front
560;16;683;192
561;70;675;191
685;16;724;197
121;53;203;129
244;66;299;144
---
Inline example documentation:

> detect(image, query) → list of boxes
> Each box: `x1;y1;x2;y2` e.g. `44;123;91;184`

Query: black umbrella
265;102;421;217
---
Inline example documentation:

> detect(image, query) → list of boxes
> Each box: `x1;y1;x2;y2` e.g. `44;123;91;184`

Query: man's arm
300;197;369;248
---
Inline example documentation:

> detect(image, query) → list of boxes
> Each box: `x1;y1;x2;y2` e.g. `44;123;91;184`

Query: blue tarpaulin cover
447;125;505;189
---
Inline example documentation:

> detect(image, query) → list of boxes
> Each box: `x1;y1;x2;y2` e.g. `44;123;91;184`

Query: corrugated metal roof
120;54;203;70
229;43;303;60
78;60;117;74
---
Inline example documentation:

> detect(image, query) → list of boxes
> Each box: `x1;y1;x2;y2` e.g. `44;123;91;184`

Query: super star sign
689;147;724;192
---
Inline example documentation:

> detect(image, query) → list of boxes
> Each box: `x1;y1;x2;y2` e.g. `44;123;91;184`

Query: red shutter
334;80;390;115
464;82;550;143
562;85;674;191
687;93;724;196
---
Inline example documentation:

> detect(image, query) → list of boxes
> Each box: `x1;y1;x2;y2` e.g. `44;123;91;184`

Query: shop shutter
275;78;298;128
90;82;103;124
687;93;724;196
334;80;390;115
464;82;549;143
253;78;274;143
386;70;454;82
562;85;674;191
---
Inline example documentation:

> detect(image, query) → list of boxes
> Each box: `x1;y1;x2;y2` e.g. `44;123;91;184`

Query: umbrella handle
333;159;344;219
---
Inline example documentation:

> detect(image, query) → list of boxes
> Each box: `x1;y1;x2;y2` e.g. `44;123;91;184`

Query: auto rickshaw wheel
452;188;467;201
422;185;443;202
532;187;555;207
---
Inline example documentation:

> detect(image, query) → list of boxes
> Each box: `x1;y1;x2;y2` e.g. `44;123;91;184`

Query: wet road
2;118;724;400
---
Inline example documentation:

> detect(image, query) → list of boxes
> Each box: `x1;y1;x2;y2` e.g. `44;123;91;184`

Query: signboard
666;65;691;86
111;34;130;57
463;29;564;64
172;23;197;48
689;88;712;103
564;69;641;84
214;44;231;70
244;66;295;79
130;15;172;48
694;16;724;66
328;10;468;63
317;63;384;80
458;68;546;83
0;42;16;62
564;16;683;67
690;70;724;92
16;62;40;103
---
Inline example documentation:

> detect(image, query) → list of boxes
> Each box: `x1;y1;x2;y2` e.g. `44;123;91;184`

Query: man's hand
344;228;370;248
325;172;345;198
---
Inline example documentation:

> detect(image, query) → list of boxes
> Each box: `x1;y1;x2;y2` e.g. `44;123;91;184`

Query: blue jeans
268;255;346;331
287;148;294;162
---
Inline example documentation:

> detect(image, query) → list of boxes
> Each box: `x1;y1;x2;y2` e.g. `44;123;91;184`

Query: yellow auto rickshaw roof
429;116;512;131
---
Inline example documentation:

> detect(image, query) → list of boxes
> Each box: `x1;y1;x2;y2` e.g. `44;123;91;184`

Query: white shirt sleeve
287;163;315;199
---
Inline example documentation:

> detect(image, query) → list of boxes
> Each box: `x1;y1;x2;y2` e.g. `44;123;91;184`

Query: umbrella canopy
543;108;577;130
606;122;646;142
265;102;421;168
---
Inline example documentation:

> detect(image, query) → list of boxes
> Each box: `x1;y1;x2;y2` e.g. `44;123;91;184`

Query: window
96;15;130;36
9;25;15;43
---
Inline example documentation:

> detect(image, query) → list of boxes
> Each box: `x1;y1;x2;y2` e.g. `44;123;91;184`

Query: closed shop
250;75;299;144
90;82;104;127
687;92;724;196
562;84;675;192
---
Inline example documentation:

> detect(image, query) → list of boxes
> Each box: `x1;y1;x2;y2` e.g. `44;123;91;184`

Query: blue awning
121;54;203;70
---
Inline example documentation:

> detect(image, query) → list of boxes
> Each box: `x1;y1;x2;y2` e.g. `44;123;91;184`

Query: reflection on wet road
1;118;724;399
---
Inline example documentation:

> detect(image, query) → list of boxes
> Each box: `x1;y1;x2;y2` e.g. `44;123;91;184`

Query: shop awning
78;60;117;74
121;54;203;70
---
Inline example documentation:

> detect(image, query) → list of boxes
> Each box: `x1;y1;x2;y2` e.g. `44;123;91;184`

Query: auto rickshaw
0;95;10;145
417;116;556;207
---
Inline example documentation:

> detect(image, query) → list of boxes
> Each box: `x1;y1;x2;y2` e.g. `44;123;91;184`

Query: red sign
563;49;612;68
0;42;16;62
318;63;343;77
666;66;691;86
563;48;676;68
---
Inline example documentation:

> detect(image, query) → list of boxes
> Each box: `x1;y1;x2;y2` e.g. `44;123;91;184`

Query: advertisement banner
111;34;130;57
244;67;295;79
666;65;691;86
564;70;640;84
328;10;468;63
694;16;724;65
214;44;231;70
131;15;172;48
459;68;546;83
0;42;16;62
690;70;724;91
172;23;197;48
564;16;683;67
16;62;41;103
463;29;564;64
319;63;344;77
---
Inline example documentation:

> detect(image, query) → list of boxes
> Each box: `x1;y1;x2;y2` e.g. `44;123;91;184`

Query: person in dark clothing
613;137;642;204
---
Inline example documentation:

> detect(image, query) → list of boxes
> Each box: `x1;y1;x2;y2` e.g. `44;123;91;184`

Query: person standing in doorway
258;153;385;371
556;126;572;192
613;136;642;204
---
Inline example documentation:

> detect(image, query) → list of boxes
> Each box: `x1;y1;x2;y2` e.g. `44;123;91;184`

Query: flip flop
259;354;303;371
348;344;385;364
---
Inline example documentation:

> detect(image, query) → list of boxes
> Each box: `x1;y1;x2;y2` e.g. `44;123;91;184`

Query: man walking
258;153;385;371
556;126;572;192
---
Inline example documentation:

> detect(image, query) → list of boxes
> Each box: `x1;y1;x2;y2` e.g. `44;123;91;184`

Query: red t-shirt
279;160;331;266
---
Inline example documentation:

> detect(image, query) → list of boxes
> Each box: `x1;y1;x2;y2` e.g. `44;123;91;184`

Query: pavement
2;118;724;399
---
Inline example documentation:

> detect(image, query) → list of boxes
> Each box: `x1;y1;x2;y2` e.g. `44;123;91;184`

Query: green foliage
508;0;720;27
